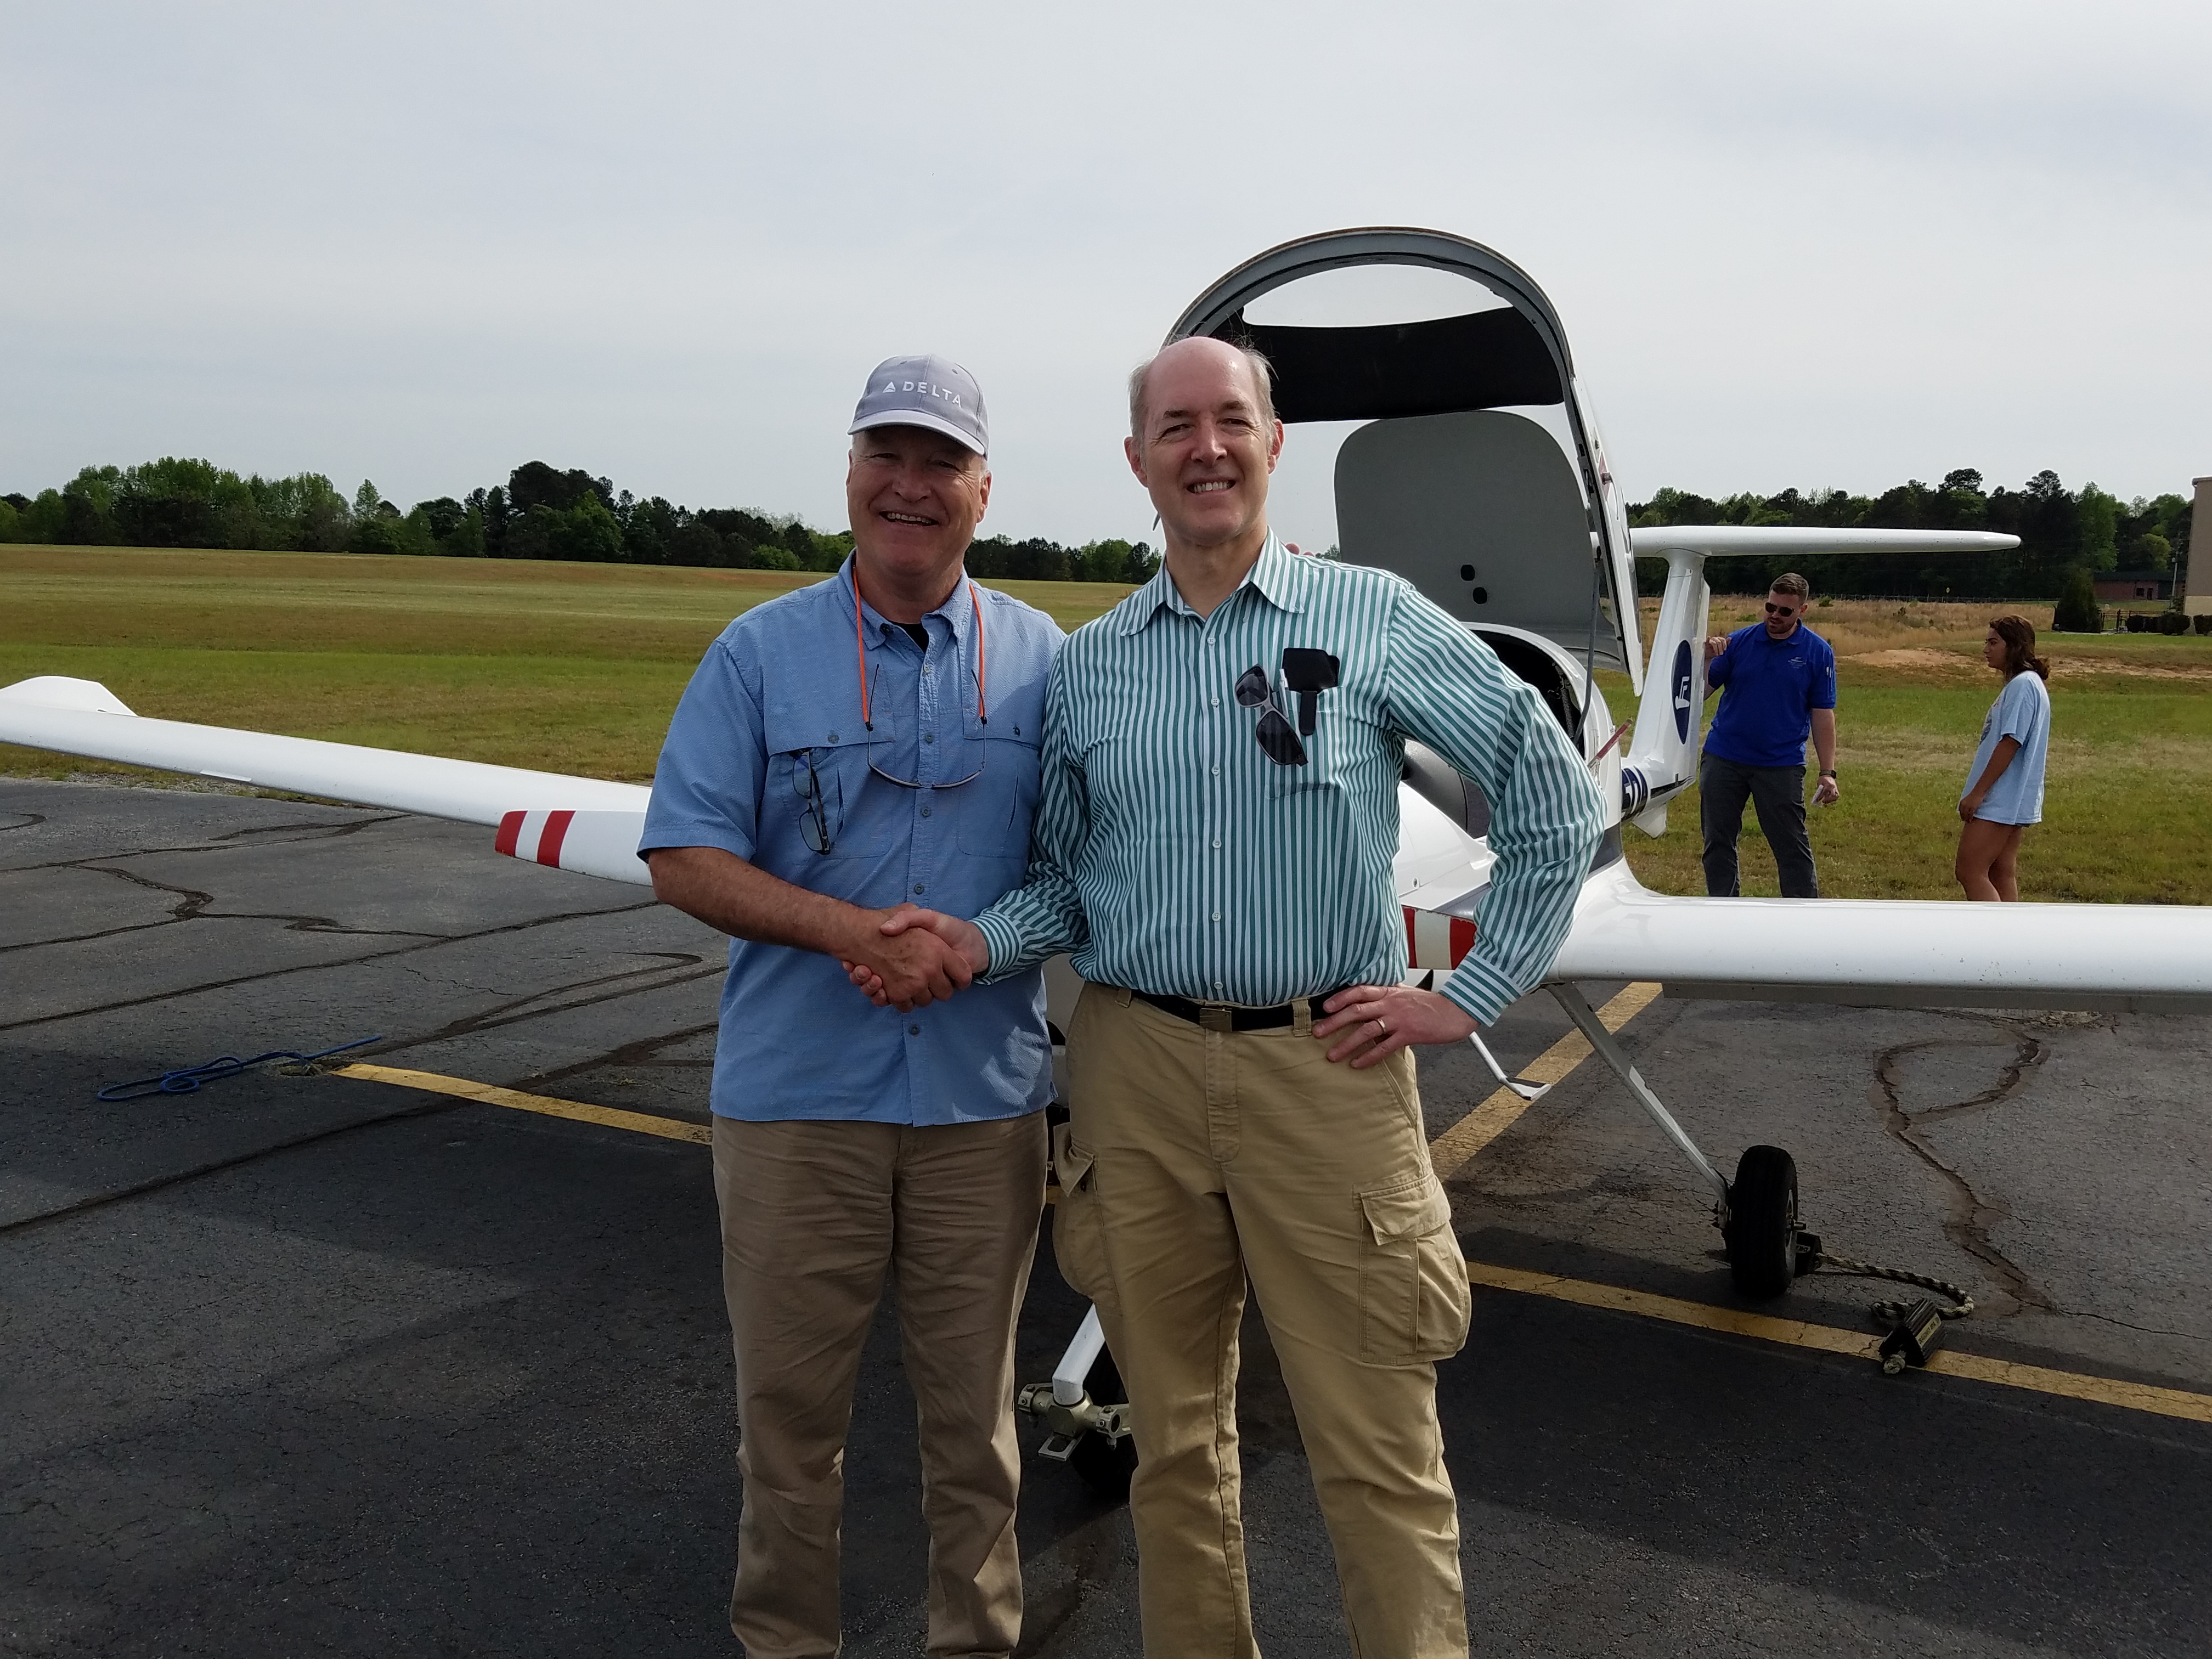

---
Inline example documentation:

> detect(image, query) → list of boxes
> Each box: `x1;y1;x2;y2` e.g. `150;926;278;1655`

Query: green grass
2;546;1137;784
1610;668;2212;904
7;548;2210;902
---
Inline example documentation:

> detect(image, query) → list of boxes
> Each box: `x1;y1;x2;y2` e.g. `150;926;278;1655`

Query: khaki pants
1054;986;1472;1658
713;1111;1048;1659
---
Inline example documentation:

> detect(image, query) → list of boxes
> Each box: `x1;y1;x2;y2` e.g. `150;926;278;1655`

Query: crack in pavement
1871;1025;2055;1316
0;899;667;1034
2053;1306;2209;1343
0;863;454;956
210;814;407;842
0;1093;465;1237
365;956;721;1062
520;1020;721;1090
0;811;47;833
2;810;411;876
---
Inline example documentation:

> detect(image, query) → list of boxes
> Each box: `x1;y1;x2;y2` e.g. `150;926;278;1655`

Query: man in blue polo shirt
1700;571;1839;897
640;356;1064;1657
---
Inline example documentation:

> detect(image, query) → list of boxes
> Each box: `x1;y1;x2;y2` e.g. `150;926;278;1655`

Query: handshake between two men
846;904;1483;1070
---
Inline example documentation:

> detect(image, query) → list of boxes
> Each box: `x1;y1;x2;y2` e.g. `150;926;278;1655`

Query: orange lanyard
852;563;986;731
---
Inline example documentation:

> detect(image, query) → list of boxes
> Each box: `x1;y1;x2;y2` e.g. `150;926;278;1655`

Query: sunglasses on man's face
1234;665;1307;767
1765;601;1799;618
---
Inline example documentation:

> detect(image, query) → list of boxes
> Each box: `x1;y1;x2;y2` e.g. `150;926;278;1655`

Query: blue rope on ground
97;1035;385;1102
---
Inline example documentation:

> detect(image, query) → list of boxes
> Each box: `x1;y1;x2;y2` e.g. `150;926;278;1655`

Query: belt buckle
1198;1004;1234;1033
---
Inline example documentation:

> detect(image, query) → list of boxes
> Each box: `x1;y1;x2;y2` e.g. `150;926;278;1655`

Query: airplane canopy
1168;228;1644;691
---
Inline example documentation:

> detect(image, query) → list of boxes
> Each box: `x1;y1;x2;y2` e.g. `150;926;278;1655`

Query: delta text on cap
849;354;989;457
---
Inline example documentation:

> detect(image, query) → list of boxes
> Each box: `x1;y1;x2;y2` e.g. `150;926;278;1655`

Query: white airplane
7;227;2208;1495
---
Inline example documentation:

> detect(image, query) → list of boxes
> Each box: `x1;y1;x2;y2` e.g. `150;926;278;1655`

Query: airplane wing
1548;861;2212;1014
0;676;652;885
1628;526;2021;558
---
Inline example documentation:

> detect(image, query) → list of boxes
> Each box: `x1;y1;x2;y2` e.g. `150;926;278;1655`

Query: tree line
3;455;2192;602
0;457;1162;585
1629;470;2192;600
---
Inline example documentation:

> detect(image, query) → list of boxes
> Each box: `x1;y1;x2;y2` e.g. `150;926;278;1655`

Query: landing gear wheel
1724;1144;1799;1300
1068;1348;1137;1503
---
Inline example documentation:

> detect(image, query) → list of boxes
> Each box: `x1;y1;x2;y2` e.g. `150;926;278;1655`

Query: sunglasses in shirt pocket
767;715;891;860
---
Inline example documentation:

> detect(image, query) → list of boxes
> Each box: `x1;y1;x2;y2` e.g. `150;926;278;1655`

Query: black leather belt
1133;988;1350;1032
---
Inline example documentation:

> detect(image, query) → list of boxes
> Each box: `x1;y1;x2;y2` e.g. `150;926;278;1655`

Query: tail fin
1620;548;1709;837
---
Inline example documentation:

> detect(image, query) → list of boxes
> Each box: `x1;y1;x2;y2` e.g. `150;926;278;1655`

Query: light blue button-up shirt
973;538;1604;1025
641;557;1065;1123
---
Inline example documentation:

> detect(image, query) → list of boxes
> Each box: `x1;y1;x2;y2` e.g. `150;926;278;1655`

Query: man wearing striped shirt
877;337;1604;1657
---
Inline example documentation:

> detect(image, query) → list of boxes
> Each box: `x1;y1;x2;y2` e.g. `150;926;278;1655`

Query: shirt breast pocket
764;715;891;861
1265;703;1351;800
955;726;1042;863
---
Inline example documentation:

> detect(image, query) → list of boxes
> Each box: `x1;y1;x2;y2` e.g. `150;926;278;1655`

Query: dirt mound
1847;647;2212;682
1847;648;1979;673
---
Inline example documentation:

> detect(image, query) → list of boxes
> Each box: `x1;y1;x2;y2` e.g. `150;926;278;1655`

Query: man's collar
838;553;975;651
1117;534;1307;634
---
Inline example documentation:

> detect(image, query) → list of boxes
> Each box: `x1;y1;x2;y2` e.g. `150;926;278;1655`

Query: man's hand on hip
844;906;989;1009
841;906;977;1012
1312;985;1478;1068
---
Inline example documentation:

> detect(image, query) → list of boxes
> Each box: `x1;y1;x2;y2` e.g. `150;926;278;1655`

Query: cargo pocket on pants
1357;1172;1472;1365
1050;1121;1117;1314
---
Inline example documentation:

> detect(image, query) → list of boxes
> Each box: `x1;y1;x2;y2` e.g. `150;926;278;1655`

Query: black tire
1066;1347;1137;1503
1724;1144;1799;1300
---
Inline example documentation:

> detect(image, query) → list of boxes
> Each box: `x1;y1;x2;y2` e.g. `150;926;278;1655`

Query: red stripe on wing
538;810;574;868
494;811;524;857
1449;917;1476;966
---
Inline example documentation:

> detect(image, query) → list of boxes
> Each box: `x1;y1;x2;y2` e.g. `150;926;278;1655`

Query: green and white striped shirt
973;538;1605;1025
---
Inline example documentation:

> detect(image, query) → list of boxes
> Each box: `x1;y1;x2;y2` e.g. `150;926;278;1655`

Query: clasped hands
844;906;1479;1069
840;904;989;1011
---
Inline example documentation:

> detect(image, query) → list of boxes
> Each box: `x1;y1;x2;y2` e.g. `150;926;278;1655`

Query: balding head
1129;336;1276;444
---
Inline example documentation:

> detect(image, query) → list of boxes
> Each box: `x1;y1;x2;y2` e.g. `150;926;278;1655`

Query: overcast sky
4;2;2206;549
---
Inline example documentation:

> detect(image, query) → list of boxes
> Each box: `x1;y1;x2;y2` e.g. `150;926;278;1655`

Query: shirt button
909;1024;920;1036
1210;697;1221;707
1211;838;1222;849
1212;980;1224;991
1210;912;1222;922
827;731;839;742
924;733;935;744
919;806;932;818
914;883;926;894
1211;764;1221;775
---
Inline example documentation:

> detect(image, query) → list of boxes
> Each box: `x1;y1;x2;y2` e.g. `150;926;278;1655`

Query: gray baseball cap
849;354;989;456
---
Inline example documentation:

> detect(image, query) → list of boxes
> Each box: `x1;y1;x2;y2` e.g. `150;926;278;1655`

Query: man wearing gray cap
641;355;1065;1657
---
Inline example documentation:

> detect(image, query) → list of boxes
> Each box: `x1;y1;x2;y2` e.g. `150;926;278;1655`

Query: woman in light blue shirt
1955;614;2051;900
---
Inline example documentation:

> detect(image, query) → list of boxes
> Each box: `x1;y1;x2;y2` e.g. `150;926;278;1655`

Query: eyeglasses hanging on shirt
855;559;988;789
1235;649;1340;769
798;565;989;855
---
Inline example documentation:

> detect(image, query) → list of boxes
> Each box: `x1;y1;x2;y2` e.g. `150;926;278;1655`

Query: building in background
2094;571;2174;603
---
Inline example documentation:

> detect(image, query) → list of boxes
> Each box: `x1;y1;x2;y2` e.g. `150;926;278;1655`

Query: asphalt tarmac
4;777;2208;1657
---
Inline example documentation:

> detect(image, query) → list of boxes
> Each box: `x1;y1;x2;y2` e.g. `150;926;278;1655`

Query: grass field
7;545;2210;903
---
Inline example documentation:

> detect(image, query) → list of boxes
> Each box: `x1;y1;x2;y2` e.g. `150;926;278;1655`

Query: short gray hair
1128;340;1277;442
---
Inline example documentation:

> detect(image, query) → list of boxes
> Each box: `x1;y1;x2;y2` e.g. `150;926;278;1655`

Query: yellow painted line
334;1062;712;1144
1919;1350;2212;1423
1466;1260;2212;1426
332;1058;2212;1425
1428;981;1662;1179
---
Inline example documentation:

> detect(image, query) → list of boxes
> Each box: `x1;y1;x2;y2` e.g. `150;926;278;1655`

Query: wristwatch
1818;769;1837;778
